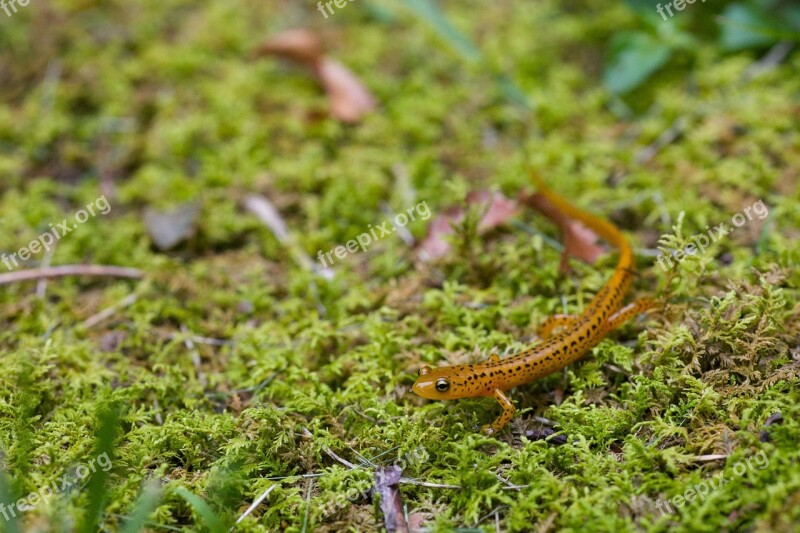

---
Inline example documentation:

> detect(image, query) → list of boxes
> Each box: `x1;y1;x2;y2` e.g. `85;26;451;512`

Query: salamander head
412;365;476;400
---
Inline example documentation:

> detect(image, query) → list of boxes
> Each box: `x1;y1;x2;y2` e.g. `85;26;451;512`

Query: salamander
412;173;657;435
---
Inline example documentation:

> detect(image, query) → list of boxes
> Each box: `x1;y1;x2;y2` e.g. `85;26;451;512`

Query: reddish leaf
418;191;520;261
255;29;375;123
407;513;426;530
254;28;323;67
467;190;519;231
519;191;604;273
316;58;376;123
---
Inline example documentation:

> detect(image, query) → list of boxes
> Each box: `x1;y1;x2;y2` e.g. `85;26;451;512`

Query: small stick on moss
35;245;56;298
81;293;138;328
477;505;503;526
0;265;142;285
398;478;461;490
181;324;207;387
493;472;529;491
300;479;313;533
300;427;358;469
694;454;729;462
233;484;276;529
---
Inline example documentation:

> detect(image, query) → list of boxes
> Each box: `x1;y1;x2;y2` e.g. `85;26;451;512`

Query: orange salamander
412;173;657;435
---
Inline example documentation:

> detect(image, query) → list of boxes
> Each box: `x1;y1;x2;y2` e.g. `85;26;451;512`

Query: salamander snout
412;365;461;399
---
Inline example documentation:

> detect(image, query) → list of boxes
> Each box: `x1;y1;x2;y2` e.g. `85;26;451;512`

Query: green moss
0;0;798;531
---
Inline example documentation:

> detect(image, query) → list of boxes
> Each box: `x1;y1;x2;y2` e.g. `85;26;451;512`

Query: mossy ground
1;0;799;531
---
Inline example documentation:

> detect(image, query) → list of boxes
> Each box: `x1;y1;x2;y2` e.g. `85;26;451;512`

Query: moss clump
0;0;798;531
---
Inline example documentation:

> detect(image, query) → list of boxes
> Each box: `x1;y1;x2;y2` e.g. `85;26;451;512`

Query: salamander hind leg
537;314;578;339
604;298;660;334
480;389;516;436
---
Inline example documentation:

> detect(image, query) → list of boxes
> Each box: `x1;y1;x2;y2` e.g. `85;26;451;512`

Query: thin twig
263;473;325;482
301;479;313;533
244;194;333;280
181;324;207;386
35;245;56;298
694;454;729;462
152;398;163;426
381;203;415;246
244;194;331;318
493;472;528;491
347;444;376;467
81;293;138;329
233;484;276;528
300;427;358;469
0;265;142;286
478;505;502;525
161;331;232;346
635;118;686;165
398;477;461;489
742;41;794;81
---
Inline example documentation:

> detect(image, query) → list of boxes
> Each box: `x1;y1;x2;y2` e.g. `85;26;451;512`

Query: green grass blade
398;0;481;63
0;468;20;533
397;0;532;109
78;407;119;533
120;481;162;533
174;487;225;532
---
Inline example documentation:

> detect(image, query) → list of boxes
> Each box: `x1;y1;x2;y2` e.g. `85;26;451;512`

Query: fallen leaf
243;194;290;243
255;29;376;123
406;512;426;530
374;466;409;533
254;28;323;67
419;190;520;261
519;191;604;273
244;194;333;280
317;58;376;123
143;202;200;251
469;190;519;231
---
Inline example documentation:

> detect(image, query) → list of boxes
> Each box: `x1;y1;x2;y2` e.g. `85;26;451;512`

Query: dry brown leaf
254;28;323;67
255;29;375;123
143;201;200;251
317;58;376;123
519;191;604;273
406;512;427;530
374;466;409;533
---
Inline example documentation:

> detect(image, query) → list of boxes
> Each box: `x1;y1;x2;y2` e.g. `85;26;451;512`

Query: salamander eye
435;378;450;392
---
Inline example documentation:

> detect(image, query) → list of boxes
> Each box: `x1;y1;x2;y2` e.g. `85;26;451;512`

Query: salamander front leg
480;389;516;436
